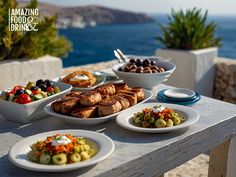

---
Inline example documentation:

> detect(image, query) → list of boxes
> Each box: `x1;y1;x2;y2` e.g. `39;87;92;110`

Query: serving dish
116;103;199;133
157;90;201;105
0;82;72;123
8;129;114;172
112;60;175;89
54;70;106;91
44;89;153;125
164;88;195;99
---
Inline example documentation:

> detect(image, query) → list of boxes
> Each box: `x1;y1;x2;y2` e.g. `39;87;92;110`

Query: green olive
26;82;35;90
88;149;95;156
74;145;81;153
166;119;174;127
155;119;166;128
144;114;151;121
52;153;67;165
80;151;90;161
148;117;155;123
28;151;39;162
53;86;60;94
173;117;181;125
39;153;51;164
70;153;81;163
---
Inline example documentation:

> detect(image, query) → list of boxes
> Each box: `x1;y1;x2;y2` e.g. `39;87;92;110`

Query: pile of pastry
51;82;145;118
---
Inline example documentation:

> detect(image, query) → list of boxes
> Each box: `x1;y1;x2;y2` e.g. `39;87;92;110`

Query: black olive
36;79;44;87
135;59;143;66
151;61;156;66
129;59;135;64
39;84;47;92
45;79;53;87
15;89;24;95
30;86;39;91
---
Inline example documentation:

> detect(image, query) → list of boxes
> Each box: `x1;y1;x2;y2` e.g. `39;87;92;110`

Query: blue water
59;15;236;67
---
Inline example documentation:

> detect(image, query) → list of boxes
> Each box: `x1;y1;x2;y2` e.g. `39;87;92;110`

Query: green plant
0;0;72;60
157;8;222;50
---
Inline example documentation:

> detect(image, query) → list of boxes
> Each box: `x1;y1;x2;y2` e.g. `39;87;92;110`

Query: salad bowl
0;82;72;123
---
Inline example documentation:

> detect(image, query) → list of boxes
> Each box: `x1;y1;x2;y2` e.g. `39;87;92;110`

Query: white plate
8;129;114;172
44;89;153;125
116;103;199;133
53;71;106;91
164;88;195;99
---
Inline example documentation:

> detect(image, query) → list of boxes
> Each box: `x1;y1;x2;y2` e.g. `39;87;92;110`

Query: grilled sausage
71;106;98;118
79;90;102;106
98;98;122;116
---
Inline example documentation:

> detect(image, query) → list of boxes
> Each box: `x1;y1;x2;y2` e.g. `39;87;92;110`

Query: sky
39;0;236;15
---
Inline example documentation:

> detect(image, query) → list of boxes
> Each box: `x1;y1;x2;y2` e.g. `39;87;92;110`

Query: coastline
63;60;209;177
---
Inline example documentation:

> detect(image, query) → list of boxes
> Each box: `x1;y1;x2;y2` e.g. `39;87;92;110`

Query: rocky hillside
59;5;154;25
19;1;154;27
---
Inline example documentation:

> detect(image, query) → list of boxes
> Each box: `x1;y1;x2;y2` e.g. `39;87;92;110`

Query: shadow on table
104;122;189;143
0;112;188;144
0;154;97;177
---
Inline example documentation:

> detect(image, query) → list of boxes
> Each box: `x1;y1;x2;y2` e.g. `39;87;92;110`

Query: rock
214;58;236;104
19;2;154;25
226;86;236;98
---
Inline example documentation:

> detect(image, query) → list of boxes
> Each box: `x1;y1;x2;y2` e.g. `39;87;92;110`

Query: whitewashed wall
0;55;62;90
156;48;218;97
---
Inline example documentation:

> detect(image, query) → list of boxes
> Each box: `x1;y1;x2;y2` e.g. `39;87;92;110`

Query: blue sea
59;15;236;68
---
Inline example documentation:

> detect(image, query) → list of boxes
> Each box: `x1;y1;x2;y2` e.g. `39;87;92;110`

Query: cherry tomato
46;87;54;93
15;94;32;104
32;90;39;95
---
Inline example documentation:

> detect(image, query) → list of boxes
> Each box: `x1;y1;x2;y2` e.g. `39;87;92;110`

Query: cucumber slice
8;94;15;101
41;91;48;98
25;89;32;95
34;94;44;100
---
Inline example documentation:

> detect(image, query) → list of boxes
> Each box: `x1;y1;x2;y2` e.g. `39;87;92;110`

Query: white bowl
0;82;72;123
53;70;107;92
112;60;176;89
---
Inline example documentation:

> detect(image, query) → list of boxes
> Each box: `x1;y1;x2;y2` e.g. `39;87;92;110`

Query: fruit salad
132;105;185;128
27;134;96;165
0;79;60;104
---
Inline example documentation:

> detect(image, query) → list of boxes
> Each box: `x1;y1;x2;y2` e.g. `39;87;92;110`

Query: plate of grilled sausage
44;82;153;125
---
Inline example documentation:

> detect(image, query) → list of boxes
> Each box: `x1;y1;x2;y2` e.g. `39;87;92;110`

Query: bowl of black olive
112;58;176;89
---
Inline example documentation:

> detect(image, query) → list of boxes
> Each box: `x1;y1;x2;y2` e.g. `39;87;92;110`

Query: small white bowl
164;88;195;99
53;70;107;92
112;60;176;89
0;82;72;123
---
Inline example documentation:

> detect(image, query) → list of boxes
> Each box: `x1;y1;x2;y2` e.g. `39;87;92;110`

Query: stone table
1;84;236;177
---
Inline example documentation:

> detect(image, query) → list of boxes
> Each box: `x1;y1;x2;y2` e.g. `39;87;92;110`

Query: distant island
19;1;155;28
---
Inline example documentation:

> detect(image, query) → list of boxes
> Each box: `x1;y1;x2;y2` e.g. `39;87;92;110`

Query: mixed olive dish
119;58;166;73
132;105;185;128
0;79;60;104
28;134;95;165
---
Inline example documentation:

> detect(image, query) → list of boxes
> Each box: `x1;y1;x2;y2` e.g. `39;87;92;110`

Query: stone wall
214;58;236;104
